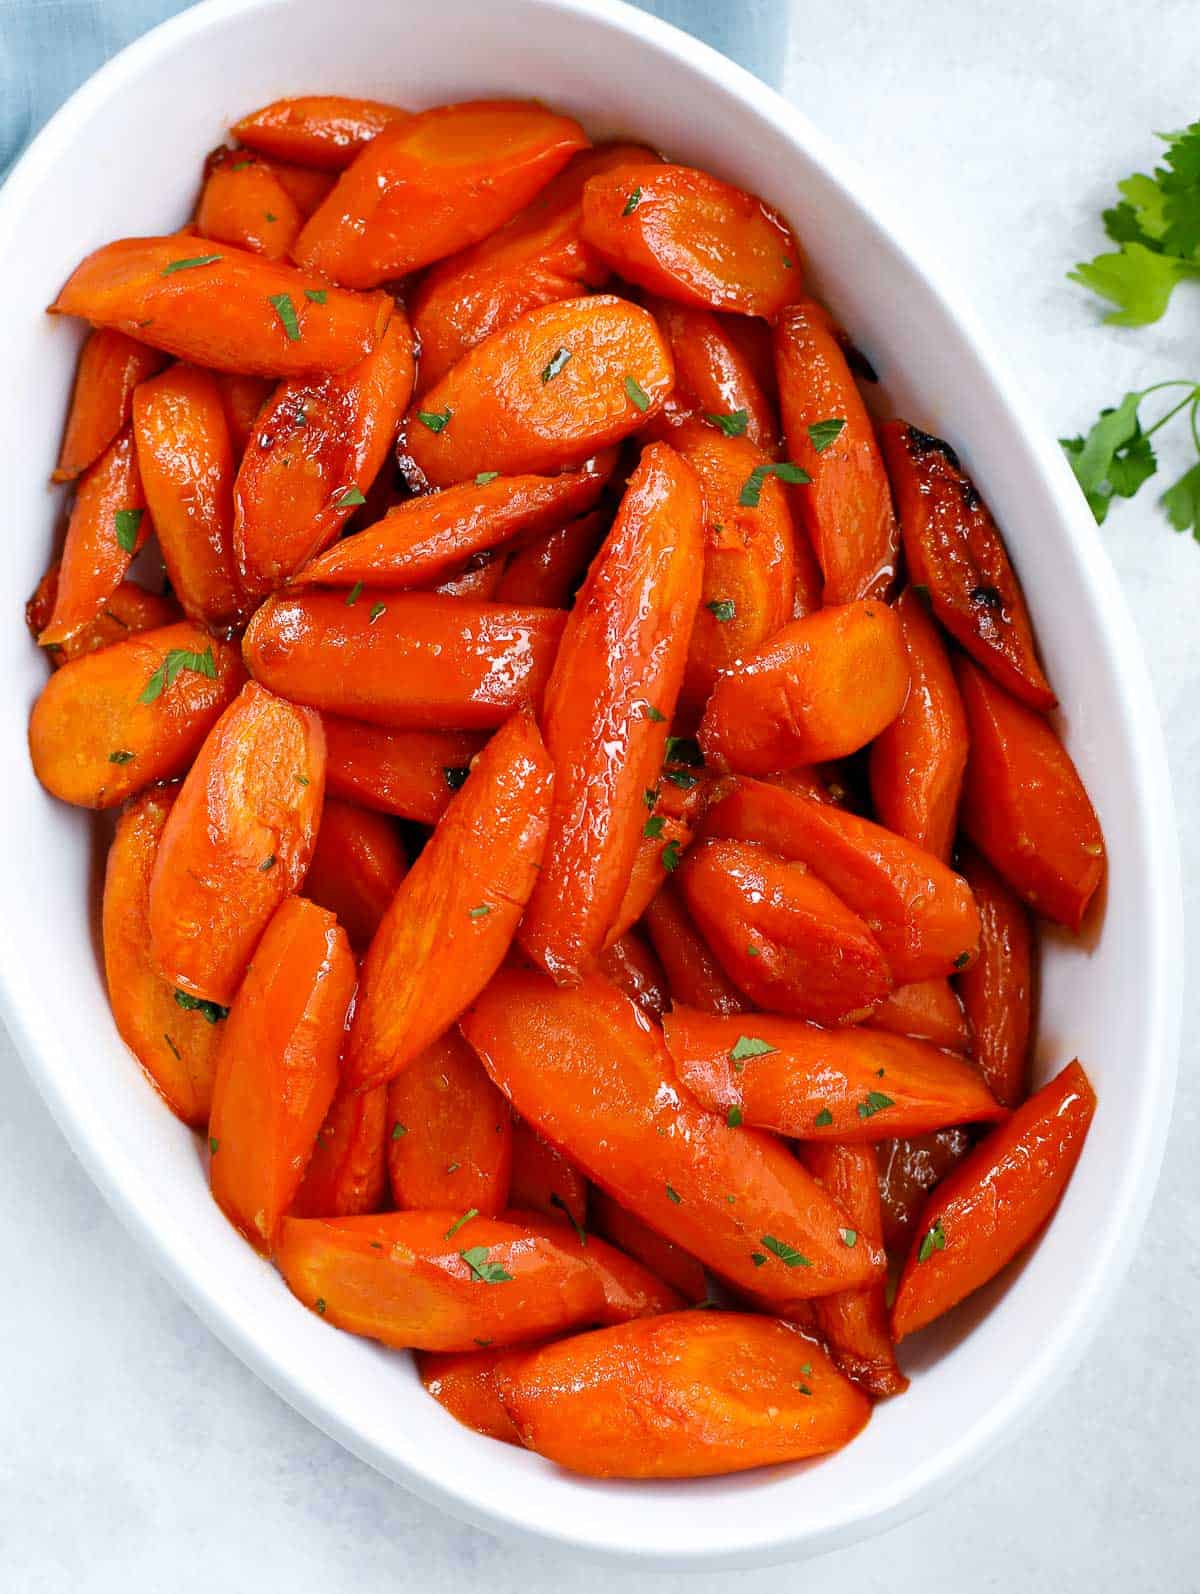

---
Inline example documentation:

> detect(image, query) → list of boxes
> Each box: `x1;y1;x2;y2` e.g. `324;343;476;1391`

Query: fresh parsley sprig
1060;379;1200;538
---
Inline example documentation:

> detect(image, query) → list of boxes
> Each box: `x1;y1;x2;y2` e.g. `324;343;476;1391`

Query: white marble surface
3;1;1199;1587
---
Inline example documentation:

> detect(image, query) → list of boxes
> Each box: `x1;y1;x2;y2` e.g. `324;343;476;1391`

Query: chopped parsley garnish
417;407;451;433
267;291;301;341
738;461;811;508
174;990;228;1024
108;750;135;765
316;1297;326;1315
917;1219;947;1263
839;1228;858;1248
807;417;847;453
662;769;698;790
369;601;386;623
138;645;216;704
953;950;972;969
209;1136;219;1153
259;854;277;872
661;839;682;872
334;485;366;508
729;1035;777;1062
857;1090;894;1120
751;1251;767;1267
707;598;736;622
665;1184;682;1204
643;787;659;809
745;944;760;957
468;904;491;919
624;375;651;412
550;1192;587;1245
304;288;327;304
622;187;642;216
705;409;749;437
814;1108;833;1127
665;735;703;766
345;581;363;606
391;1121;407;1140
444;765;470;790
540;347;572;383
642;703;666;722
161;254;221;275
114;508;143;554
643;815;665;839
460;1245;513;1284
726;1105;743;1127
761;1234;812;1268
444;1207;479;1240
475;471;499;485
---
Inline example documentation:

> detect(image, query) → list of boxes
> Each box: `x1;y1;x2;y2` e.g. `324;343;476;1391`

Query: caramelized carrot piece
604;811;696;949
419;1346;524;1442
641;878;750;1015
700;778;981;981
955;846;1033;1106
209;897;356;1253
291;1085;389;1219
291;460;610;590
698;601;909;775
880;420;1055;710
491;509;608;608
402;295;673;488
581;164;804;318
148;682;325;1004
508;1118;589;1230
386;1028;513;1215
342;712;553;1092
677;839;892;1025
231;95;410;170
774;299;897;603
598;929;670;1021
264;159;336;219
195;146;304;260
662;1007;1004;1141
51;236;393;377
956;655;1105;930
39;427;151;646
215;372;275;456
869;977;971;1053
54;328;167;482
877;1130;973;1249
589;1189;709;1305
642;296;778;451
495;1313;869;1478
132;364;246;629
434;556;507;600
28;621;244;808
520;444;703;983
799;1143;908;1398
302;797;408;948
891;1060;1096;1340
26;565;177;669
102;785;223;1125
294;100;589;288
243;590;565;730
275;1210;608;1351
233;314;414;597
461;969;884;1299
504;1207;685;1320
322;716;487;823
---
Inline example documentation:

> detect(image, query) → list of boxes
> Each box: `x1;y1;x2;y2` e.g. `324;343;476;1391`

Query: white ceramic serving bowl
0;0;1182;1567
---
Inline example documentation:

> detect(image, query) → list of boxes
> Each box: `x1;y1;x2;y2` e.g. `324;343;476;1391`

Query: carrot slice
891;1060;1096;1340
491;509;608;608
302;797;408;948
263;160;336;219
956;655;1105;930
955;846;1034;1106
291;1085;389;1219
495;1313;869;1478
342;712;553;1092
641;296;778;452
880;420;1055;710
231;95;410;170
51;235;393;377
662;1006;1004;1141
508;1118;589;1230
641;878;750;1015
209;896;356;1253
505;1206;685;1321
461;969;884;1299
26;565;177;670
869;977;971;1053
213;372;275;458
604;811;696;949
877;1130;973;1249
419;1346;525;1442
293;100;588;288
54;328;167;482
386;1028;513;1216
322;716;487;823
598;929;670;1021
103;785;223;1126
28;621;244;809
589;1189;710;1305
195;146;304;260
148;681;325;1004
520;443;703;983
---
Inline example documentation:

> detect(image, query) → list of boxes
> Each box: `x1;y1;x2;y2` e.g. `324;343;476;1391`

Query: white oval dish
0;0;1182;1567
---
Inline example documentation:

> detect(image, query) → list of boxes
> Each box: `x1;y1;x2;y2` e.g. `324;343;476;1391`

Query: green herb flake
335;485;366;508
138;645;217;704
108;750;135;765
661;839;682;872
643;815;666;839
417;407;452;433
161;253;222;275
739;461;811;508
369;601;386;623
114;508;143;554
391;1121;407;1140
807;417;847;453
624;375;651;413
268;291;301;342
164;1033;182;1060
316;1297;326;1315
643;703;666;722
304;288;327;304
264;211;277;224
800;1361;813;1375
839;1228;858;1248
814;1107;833;1127
549;1192;587;1245
446;1161;460;1174
917;1219;947;1263
231;160;252;172
209;1136;219;1153
444;765;470;790
797;1383;813;1397
540;346;572;383
751;1251;767;1267
665;1183;682;1204
745;943;760;957
295;772;309;786
622;187;642;216
706;598;736;622
761;1234;812;1268
259;854;277;872
705;409;749;438
174;990;229;1025
662;768;699;790
726;1105;743;1127
857;1090;894;1120
345;581;364;606
664;735;703;767
953;950;971;969
643;787;659;809
475;471;500;485
468;904;491;919
460;1245;513;1284
444;1207;479;1240
729;1035;777;1062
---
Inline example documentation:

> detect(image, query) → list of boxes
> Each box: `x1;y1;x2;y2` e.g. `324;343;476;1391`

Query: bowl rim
0;0;1184;1567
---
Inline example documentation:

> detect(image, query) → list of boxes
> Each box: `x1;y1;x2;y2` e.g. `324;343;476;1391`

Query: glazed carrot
386;1028;513;1216
419;1346;524;1442
291;1085;389;1219
676;840;892;1025
508;1118;589;1230
698;601;910;775
799;1143;908;1398
461;969;884;1298
641;878;750;1015
54;328;167;482
790;516;824;618
869;977;971;1053
215;372;275;456
589;1189;710;1305
764;764;842;804
955;846;1033;1106
604;810;696;949
39;427;151;646
642;296;778;451
891;1060;1096;1340
774;299;897;604
956;655;1105;930
402;296;674;488
102;785;223;1126
322;716;487;823
195;146;304;260
51;236;393;377
411;142;657;391
581;164;804;318
868;586;968;861
302;797;408;948
505;1207;685;1320
233;313;415;597
243;590;565;730
265;160;336;219
699;778;981;981
275;1210;607;1351
291;459;610;590
491;509;608;608
28;621;243;808
148;682;326;1004
209;897;356;1253
668;418;796;715
26;565;177;669
880;420;1055;711
231;94;410;170
877;1129;973;1249
434;557;507;601
132;364;246;629
495;1313;869;1478
598;929;670;1021
342;712;553;1092
521;444;703;983
662;1007;1004;1141
294;100;589;288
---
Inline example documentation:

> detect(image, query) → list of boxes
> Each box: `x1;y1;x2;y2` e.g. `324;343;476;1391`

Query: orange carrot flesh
231;95;411;170
869;977;971;1054
508;1118;589;1230
589;1188;710;1305
291;1085;389;1220
955;846;1034;1106
642;295;778;452
26;566;177;670
418;1346;526;1442
641;877;751;1015
195;146;304;260
321;716;488;823
54;328;168;483
302;796;408;948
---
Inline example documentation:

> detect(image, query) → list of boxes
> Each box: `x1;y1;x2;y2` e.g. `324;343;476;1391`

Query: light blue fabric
0;0;785;179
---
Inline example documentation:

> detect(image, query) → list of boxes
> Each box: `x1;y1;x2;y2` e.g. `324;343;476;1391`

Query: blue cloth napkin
0;0;786;178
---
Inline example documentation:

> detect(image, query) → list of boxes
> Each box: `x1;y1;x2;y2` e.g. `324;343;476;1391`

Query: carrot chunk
291;1085;389;1220
231;95;410;170
302;797;408;948
955;846;1034;1106
54;328;167;482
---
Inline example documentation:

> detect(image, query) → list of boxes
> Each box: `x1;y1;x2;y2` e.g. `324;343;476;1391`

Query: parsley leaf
139;645;216;704
665;1183;682;1204
739;461;810;507
706;598;736;622
108;749;134;765
643;815;666;839
624;376;651;412
444;1207;479;1240
726;1105;743;1127
705;409;749;437
391;1121;407;1139
305;288;327;304
417;407;451;433
622;187;642;216
468;903;491;919
729;1035;777;1062
807;417;846;453
345;581;363;606
541;347;572;383
460;1245;513;1284
660;839;682;872
268;291;301;342
162;253;221;275
857;1090;894;1120
549;1192;587;1245
814;1108;833;1127
114;508;143;554
1061;383;1200;529
917;1219;947;1263
475;471;499;485
174;989;229;1024
761;1234;812;1268
335;485;366;508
